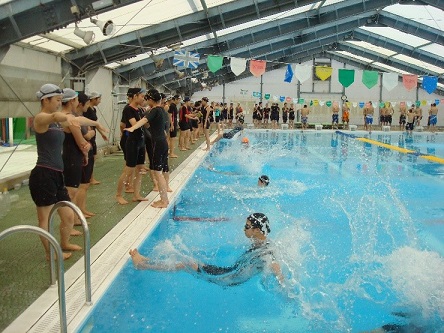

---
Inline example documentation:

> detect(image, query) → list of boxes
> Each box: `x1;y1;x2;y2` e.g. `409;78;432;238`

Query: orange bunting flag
315;66;333;81
249;60;266;77
403;74;417;91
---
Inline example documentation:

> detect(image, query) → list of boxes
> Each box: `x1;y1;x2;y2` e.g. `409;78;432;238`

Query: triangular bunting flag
294;64;312;83
403;74;417;91
422;76;438;94
338;69;355;88
279;96;285;102
315;66;333;81
362;70;379;89
230;57;246;76
284;64;294;83
173;51;200;69
250;60;266;77
382;72;398;91
207;55;223;73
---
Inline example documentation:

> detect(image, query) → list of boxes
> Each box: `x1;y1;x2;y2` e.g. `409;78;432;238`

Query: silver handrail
0;225;67;333
48;201;92;305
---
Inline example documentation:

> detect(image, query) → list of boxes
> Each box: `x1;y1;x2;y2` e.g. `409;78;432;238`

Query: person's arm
124;117;148;132
69;124;91;164
33;111;69;133
75;116;108;137
83;127;96;141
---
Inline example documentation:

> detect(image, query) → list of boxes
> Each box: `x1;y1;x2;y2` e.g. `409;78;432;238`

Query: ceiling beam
0;0;142;48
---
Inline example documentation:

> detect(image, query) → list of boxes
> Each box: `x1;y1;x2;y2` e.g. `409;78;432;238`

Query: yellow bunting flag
315;66;333;81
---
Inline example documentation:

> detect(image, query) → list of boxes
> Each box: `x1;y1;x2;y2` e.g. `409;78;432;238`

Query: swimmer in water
258;175;270;187
129;213;284;286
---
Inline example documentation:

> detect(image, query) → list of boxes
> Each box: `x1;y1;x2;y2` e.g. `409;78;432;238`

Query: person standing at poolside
228;102;234;128
30;84;106;260
115;88;147;205
399;104;407;132
414;104;423;126
406;108;415;134
263;103;270;129
332;103;340;130
270;103;280;130
84;92;103;185
342;102;350;130
288;103;295;129
129;213;284;287
429;103;438;133
300;104;310;131
125;89;171;208
201;97;212;151
386;102;394;127
363;101;374;133
168;95;180;158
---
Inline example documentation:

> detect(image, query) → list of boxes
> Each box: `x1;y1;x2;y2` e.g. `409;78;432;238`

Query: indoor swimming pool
77;130;444;333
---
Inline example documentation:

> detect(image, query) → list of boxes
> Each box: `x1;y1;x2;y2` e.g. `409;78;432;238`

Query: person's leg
116;166;134;204
203;127;210;150
169;136;178;158
36;205;73;260
132;164;148;201
184;129;191;149
151;170;169;208
163;171;172;192
57;206;83;252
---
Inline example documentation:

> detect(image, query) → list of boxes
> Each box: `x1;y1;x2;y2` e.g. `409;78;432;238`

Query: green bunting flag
338;69;355;88
207;55;224;73
362;70;379;89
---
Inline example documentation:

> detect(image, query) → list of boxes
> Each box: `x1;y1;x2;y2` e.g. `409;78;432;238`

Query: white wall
0;45;62;118
191;59;443;127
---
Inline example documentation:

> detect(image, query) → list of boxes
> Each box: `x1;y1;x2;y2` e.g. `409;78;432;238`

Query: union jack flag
173;51;200;69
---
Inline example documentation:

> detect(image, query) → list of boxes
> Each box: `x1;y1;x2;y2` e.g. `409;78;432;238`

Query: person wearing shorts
30;84;105;260
125;89;171;208
115;87;147;205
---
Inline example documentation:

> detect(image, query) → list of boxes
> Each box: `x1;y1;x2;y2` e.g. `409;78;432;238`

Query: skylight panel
392;54;444;75
334;51;373;63
104;62;121;69
420;43;444;56
344;40;396;57
384;4;444;31
359;26;429;48
372;62;409;75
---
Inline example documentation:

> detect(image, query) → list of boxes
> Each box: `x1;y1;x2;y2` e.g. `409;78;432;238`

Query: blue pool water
78;131;444;333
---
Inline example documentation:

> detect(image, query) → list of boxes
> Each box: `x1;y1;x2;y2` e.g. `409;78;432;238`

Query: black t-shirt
123;105;144;140
145;107;168;141
168;103;178;128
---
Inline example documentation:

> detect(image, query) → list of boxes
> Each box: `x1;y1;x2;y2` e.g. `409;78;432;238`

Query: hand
96;123;109;134
82;155;89;166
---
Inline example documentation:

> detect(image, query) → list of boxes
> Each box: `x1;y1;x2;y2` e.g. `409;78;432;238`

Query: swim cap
247;213;270;235
258;175;270;186
36;84;63;100
242;137;249;144
62;88;78;103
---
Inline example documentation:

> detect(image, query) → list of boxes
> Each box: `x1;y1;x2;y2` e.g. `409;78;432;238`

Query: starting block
349;125;357;131
382;126;390;132
415;126;423;132
281;123;289;130
247;123;254;129
315;124;323;130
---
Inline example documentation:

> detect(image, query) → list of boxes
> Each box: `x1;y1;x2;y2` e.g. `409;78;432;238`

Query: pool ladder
0;201;92;333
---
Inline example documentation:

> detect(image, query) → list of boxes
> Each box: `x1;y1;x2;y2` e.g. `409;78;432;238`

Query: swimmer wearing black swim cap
258;175;270;187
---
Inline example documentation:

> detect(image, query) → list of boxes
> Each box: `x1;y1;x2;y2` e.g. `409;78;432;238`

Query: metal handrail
49;201;92;305
0;225;67;333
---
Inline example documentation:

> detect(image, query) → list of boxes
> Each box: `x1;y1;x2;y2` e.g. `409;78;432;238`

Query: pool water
78;131;444;333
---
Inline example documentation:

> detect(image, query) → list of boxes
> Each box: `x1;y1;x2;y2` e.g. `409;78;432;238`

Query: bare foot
132;197;149;202
62;243;82;252
125;188;135;193
169;154;178;158
202;147;210;151
151;200;169;208
90;179;100;185
129;249;150;269
152;187;159;192
70;229;83;236
180;148;187;151
185;147;191;150
82;210;95;217
116;195;128;205
46;252;72;261
167;187;173;192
